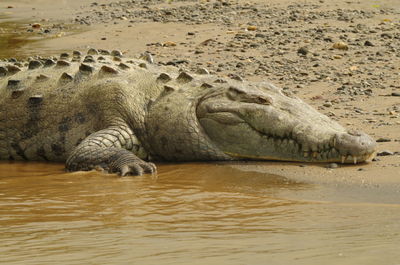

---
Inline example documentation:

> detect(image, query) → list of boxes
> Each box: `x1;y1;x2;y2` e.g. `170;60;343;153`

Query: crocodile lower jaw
224;151;376;164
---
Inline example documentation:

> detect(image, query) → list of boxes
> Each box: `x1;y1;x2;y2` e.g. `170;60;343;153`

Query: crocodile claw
119;161;157;176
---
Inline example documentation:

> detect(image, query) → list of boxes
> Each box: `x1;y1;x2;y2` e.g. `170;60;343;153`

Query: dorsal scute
83;55;96;63
7;65;21;75
44;59;56;67
36;74;49;82
99;65;119;77
79;63;95;73
28;60;43;70
60;53;69;60
176;71;193;83
157;73;172;83
0;66;7;77
59;72;74;84
56;60;70;67
87;48;98;55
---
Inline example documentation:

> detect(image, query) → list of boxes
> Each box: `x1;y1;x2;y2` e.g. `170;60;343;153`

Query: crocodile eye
227;86;273;105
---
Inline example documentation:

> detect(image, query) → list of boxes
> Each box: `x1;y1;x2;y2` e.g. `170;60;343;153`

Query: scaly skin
0;49;376;175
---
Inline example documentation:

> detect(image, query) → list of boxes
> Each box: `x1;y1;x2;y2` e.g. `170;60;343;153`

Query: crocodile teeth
353;156;357;164
341;156;346;164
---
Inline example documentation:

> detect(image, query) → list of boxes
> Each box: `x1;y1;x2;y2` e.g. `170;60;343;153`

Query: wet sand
0;0;400;264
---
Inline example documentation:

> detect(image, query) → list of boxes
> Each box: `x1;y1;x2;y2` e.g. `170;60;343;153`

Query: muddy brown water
1;13;400;265
1;162;400;265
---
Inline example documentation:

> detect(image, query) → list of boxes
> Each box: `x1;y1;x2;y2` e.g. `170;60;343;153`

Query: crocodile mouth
198;111;376;164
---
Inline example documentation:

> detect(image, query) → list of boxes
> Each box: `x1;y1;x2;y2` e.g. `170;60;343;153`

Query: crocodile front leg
66;125;155;176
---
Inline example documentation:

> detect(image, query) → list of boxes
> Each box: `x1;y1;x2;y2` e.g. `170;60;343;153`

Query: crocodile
0;49;376;176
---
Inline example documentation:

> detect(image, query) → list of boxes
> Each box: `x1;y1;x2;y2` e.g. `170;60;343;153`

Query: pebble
364;40;374;46
377;150;394;156
247;25;258;31
376;138;391;142
326;163;339;169
332;42;349;50
163;41;177;47
297;46;309;56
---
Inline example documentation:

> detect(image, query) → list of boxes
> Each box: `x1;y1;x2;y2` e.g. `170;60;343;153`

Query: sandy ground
0;0;399;187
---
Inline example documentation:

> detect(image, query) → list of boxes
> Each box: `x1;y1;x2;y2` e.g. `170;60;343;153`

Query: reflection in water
0;162;399;265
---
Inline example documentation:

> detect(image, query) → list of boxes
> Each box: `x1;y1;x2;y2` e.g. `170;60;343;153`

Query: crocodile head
146;78;376;164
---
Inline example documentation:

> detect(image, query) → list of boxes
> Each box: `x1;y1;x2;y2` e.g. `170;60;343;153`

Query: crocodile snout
334;130;377;163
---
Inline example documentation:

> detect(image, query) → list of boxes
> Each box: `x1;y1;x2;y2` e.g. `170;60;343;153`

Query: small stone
326;163;338;169
297;46;309;56
376;138;391;142
332;42;348;50
247;25;257;31
349;65;358;71
32;23;41;29
163;41;177;47
364;40;374;47
377;150;394;156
